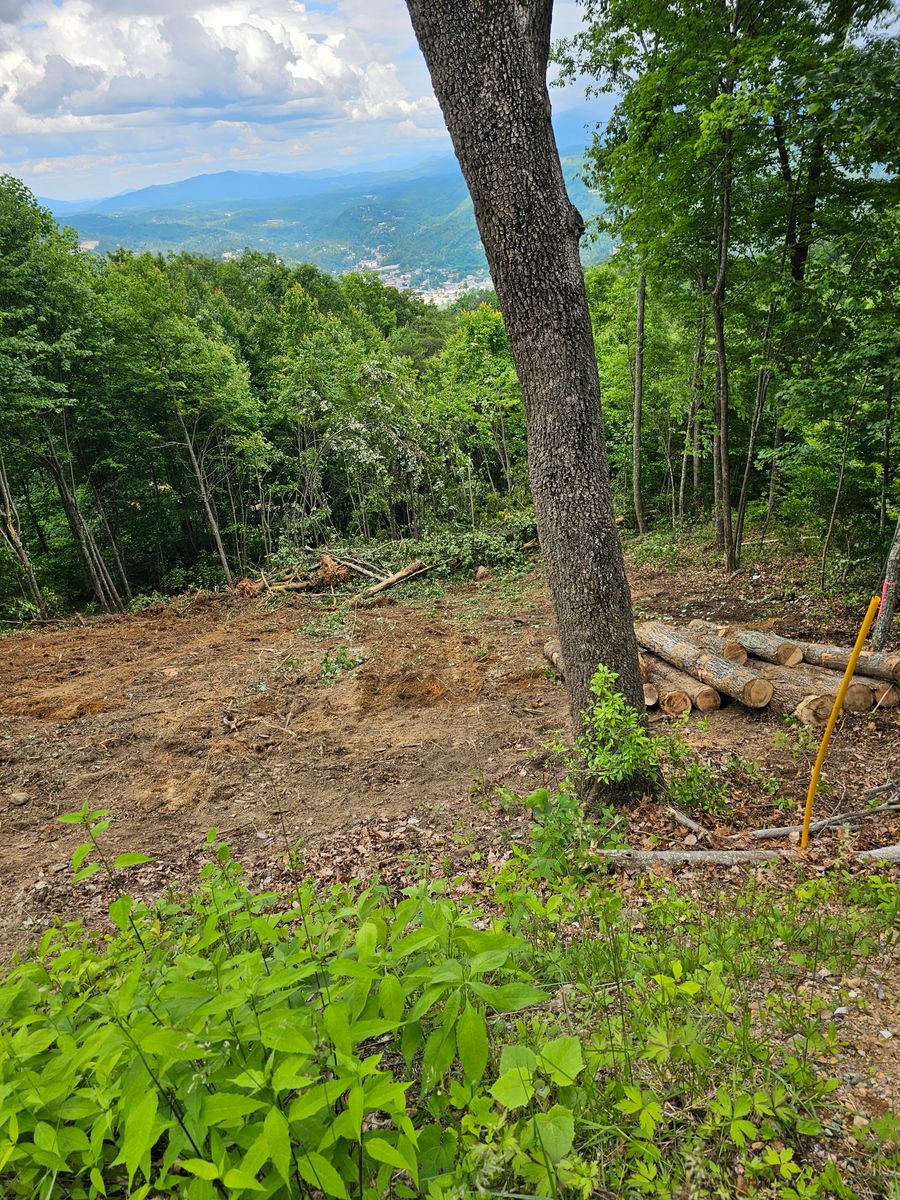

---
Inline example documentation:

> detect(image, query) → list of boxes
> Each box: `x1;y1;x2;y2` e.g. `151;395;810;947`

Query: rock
474;565;494;581
9;792;28;807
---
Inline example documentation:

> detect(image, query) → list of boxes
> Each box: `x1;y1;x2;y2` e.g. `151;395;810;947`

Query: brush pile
545;620;900;725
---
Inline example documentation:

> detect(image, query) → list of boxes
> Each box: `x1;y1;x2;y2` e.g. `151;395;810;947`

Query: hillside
43;155;612;293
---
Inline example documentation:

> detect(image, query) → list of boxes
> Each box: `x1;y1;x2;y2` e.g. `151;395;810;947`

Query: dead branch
746;799;900;840
347;560;430;605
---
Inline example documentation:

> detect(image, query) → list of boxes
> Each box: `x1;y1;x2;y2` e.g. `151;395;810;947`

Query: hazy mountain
38;106;612;291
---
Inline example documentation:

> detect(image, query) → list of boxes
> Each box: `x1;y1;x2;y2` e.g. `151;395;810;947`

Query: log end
794;694;833;725
643;682;659;707
660;689;692;717
843;682;873;713
721;641;749;664
777;645;804;667
742;678;774;708
694;686;721;712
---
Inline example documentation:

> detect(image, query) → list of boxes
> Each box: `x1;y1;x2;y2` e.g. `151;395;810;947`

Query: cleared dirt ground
1;548;898;959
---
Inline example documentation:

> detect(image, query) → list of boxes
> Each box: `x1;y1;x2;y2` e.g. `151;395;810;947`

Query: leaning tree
404;0;644;727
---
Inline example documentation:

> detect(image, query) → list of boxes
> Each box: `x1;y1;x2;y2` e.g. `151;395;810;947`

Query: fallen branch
347;560;430;605
856;844;900;862
746;799;900;841
593;848;788;866
665;806;713;839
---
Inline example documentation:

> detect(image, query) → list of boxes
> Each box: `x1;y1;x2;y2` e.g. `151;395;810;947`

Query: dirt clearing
1;550;898;959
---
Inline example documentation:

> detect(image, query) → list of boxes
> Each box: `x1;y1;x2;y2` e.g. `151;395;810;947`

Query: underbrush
1;787;897;1200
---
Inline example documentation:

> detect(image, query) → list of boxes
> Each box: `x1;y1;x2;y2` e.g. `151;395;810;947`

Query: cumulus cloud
0;0;584;199
0;0;452;195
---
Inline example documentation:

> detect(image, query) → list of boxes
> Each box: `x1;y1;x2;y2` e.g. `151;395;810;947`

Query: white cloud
0;0;593;200
0;0;447;196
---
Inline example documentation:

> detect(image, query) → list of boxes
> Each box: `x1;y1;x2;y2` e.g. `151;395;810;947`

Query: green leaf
297;1150;348;1198
201;1093;267;1126
260;1013;315;1055
457;1003;488;1083
531;1105;575;1163
490;1067;534;1109
500;1044;538;1073
114;852;152;868
180;1158;220;1181
366;1135;413;1177
71;842;92;872
122;1088;158;1186
108;895;132;934
538;1036;584;1085
379;973;405;1023
222;1167;265;1191
470;981;547;1011
263;1106;292;1184
89;1167;107;1196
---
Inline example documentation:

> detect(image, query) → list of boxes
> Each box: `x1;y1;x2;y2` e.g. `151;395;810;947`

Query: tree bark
632;270;647;535
872;511;900;651
405;0;644;734
172;404;234;588
880;375;893;536
0;444;48;617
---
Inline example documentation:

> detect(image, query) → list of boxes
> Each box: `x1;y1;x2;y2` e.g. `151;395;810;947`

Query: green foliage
2;804;896;1200
319;645;365;684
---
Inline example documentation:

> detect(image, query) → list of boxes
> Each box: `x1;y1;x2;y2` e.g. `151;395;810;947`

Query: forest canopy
0;0;897;619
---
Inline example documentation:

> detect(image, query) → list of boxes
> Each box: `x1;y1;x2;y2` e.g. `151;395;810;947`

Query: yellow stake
800;593;882;849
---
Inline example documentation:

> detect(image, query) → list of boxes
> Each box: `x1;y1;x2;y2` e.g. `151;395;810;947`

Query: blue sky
0;0;599;200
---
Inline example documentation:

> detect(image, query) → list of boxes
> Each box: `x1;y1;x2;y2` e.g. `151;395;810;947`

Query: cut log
548;638;658;710
543;637;564;677
642;652;720;712
682;628;748;664
754;661;873;714
796;640;900;683
348;560;429;605
594;848;788;866
635;622;773;708
689;619;802;667
651;678;692;717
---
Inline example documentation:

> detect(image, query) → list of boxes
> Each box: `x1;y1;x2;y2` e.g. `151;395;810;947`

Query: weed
319;644;365;683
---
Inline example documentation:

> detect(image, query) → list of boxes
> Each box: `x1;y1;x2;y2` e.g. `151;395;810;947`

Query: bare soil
2;551;898;955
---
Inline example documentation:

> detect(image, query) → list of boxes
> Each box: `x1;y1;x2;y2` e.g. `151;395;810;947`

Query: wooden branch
856;844;900;862
635;621;773;708
747;800;900;840
666;806;713;839
347;560;429;605
683;627;748;664
593;848;789;866
754;661;873;714
593;844;900;866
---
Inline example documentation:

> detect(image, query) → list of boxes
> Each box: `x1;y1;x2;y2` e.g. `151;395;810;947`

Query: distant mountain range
39;109;613;293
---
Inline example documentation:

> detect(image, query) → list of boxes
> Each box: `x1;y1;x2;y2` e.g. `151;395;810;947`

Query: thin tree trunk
872;511;900;651
0;445;48;617
734;301;776;560
632;270;647;535
820;394;861;590
90;477;132;602
712;135;735;570
172;405;234;587
405;0;644;733
880;374;893;536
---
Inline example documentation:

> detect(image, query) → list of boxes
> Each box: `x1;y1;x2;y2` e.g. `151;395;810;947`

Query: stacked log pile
545;619;899;726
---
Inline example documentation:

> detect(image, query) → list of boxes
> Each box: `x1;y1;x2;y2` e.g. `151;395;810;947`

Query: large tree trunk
632;270;647;535
711;138;735;571
405;0;644;731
